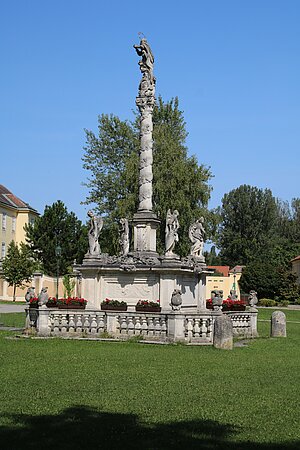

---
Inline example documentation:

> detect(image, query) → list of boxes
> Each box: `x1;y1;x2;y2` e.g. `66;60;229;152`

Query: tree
217;185;278;266
1;241;35;301
82;96;213;255
25;201;88;276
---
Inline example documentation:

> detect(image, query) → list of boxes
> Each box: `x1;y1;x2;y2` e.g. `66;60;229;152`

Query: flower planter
101;305;127;311
230;305;246;312
46;303;57;308
58;305;86;310
135;306;161;313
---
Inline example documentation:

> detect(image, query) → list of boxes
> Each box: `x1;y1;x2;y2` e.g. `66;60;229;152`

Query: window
1;242;5;258
2;213;6;230
12;217;16;233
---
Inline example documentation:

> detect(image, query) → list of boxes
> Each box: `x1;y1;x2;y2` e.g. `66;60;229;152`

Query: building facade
0;184;39;259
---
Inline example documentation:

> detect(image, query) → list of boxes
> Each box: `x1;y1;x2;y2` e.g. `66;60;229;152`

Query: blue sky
1;0;299;224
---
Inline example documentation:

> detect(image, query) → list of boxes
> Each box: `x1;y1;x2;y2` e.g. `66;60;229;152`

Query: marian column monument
132;38;160;255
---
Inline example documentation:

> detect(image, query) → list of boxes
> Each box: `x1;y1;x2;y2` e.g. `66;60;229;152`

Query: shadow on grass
0;406;298;450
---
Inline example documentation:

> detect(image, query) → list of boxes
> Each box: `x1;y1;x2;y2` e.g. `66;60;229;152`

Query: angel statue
189;217;205;258
87;210;103;256
165;209;180;257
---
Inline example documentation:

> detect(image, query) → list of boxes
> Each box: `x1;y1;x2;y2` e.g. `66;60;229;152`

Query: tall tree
25;201;87;276
1;241;35;301
217;185;278;266
82;96;212;255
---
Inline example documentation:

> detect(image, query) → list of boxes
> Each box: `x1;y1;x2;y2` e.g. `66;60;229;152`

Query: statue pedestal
132;211;160;254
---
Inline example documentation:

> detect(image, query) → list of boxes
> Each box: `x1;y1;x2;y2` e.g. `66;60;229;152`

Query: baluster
194;318;200;338
48;313;54;333
134;317;141;336
154;317;161;337
83;314;90;333
206;318;212;340
76;314;83;333
61;313;68;334
160;317;167;338
141;317;148;336
69;314;75;333
148;317;154;337
201;318;207;338
127;316;134;336
96;313;105;334
53;313;60;335
120;316;128;336
90;314;97;335
186;318;193;340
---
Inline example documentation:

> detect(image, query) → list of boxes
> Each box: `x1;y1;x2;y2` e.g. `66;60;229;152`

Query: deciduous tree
1;241;34;301
82;96;213;255
25;201;87;276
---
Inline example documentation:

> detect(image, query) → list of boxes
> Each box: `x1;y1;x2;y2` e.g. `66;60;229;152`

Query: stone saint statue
119;218;130;256
133;38;154;81
189;217;205;258
165;209;179;257
87;210;103;256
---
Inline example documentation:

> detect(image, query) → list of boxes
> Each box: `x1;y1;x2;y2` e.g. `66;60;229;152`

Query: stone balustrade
25;306;258;342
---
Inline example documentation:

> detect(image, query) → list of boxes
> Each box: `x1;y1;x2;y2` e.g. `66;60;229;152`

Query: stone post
271;311;287;337
213;314;233;350
37;305;50;336
167;312;185;342
249;308;258;337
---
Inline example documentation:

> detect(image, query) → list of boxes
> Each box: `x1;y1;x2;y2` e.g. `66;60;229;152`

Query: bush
258;298;278;307
278;300;290;307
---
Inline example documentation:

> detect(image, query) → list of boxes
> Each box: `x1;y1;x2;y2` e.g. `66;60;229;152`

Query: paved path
0;304;26;313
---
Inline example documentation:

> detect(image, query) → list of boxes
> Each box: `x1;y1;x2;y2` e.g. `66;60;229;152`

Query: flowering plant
101;298;127;307
57;297;87;306
206;298;246;311
136;299;160;309
46;297;57;306
29;297;39;307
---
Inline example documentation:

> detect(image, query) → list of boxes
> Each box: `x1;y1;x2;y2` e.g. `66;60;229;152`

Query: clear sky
1;0;299;223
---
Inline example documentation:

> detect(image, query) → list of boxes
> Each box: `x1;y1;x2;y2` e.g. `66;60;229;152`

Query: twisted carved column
134;38;156;212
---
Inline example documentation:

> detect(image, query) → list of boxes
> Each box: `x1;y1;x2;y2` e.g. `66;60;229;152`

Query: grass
0;310;299;449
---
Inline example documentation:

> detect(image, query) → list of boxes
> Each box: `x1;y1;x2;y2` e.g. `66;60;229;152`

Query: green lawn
0;310;299;450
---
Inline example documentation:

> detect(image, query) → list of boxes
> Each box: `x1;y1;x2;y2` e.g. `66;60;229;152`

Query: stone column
133;38;160;254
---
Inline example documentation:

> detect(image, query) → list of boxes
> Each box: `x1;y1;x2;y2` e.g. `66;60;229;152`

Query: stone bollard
213;314;233;350
271;311;287;337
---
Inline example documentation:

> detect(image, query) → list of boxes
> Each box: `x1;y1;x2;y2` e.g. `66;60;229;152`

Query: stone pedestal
271;311;287;337
213;314;233;350
132;211;160;254
167;312;185;341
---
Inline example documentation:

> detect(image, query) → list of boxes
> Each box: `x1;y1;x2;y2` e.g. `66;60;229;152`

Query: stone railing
224;309;258;338
25;306;258;342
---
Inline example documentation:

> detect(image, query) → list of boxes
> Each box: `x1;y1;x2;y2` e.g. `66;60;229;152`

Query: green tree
1;241;35;301
82;96;213;255
25;201;88;276
217;185;278;266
